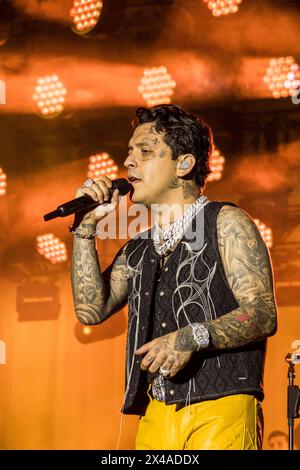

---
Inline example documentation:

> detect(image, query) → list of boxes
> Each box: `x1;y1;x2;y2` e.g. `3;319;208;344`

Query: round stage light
33;75;67;119
37;234;68;264
0;168;7;196
70;0;103;35
138;66;176;106
203;0;242;17
87;152;118;180
254;219;273;248
207;147;225;182
263;57;300;99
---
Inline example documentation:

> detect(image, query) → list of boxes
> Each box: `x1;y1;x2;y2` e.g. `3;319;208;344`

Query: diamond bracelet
69;226;96;240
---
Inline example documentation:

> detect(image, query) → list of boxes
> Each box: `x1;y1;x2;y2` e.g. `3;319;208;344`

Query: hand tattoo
136;329;195;378
174;325;198;352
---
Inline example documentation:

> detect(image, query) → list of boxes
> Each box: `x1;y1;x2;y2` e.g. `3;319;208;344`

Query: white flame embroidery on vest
123;241;148;405
172;241;220;406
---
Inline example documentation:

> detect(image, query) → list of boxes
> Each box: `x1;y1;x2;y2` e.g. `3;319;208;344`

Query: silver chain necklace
152;195;209;256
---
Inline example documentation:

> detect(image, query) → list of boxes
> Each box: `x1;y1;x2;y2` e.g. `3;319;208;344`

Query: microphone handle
44;179;131;221
43;195;99;221
58;195;100;217
58;180;122;217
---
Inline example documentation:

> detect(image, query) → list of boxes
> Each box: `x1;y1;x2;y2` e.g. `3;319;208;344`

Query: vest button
161;322;167;328
159;290;164;296
150;259;155;263
164;267;168;272
169;389;175;396
145;292;149;296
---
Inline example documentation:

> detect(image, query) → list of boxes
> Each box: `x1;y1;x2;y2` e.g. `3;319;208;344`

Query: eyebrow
127;139;157;151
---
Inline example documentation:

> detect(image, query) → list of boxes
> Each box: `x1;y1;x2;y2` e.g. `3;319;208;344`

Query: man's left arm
136;205;277;378
201;204;277;348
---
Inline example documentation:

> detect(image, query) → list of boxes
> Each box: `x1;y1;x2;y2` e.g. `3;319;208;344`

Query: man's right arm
71;222;129;325
71;175;129;324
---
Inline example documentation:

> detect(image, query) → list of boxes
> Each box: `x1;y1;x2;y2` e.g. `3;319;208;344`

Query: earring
180;161;189;170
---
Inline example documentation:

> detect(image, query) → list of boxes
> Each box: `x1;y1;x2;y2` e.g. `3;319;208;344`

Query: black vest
122;201;266;415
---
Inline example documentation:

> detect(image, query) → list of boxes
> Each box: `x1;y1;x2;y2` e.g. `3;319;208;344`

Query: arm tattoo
174;325;198;352
203;206;277;349
102;244;129;318
71;229;128;325
71;225;105;325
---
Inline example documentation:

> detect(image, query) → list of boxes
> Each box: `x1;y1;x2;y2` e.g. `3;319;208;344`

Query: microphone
44;178;132;221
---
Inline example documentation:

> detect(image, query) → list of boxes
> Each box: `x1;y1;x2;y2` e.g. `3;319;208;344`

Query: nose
124;154;137;169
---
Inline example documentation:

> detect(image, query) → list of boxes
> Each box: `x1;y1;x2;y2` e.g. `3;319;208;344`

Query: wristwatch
191;323;210;351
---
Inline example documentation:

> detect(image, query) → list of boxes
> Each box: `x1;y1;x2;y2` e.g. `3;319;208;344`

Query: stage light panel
203;0;242;17
207;147;225;182
33;75;67;119
37;234;68;264
138;66;176;106
254;219;273;248
0;168;7;196
263;57;300;99
87;152;118;180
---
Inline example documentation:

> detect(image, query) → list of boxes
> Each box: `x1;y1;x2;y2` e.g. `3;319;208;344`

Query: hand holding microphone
43;177;132;224
74;176;121;224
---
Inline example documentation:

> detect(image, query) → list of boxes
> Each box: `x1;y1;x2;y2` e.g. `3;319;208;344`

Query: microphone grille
111;178;132;196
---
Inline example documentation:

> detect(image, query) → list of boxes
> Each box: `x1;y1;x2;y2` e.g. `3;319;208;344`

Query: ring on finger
159;366;170;377
83;178;95;188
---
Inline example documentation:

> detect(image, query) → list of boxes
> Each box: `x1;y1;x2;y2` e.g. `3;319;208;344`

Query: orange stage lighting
138;66;176;107
207;147;225;182
87;152;118;180
70;0;103;35
33;75;67;118
254;219;273;249
203;0;242;17
263;57;300;99
83;326;92;336
36;234;68;264
0;168;7;196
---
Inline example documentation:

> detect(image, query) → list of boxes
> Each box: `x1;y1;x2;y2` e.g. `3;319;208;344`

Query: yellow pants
135;393;263;450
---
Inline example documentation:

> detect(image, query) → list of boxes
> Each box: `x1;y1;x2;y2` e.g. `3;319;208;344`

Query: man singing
71;104;277;450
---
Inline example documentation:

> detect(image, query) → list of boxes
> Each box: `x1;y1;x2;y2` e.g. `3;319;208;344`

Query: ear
176;154;196;178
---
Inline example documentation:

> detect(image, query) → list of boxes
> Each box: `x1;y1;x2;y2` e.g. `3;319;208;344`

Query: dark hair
268;431;288;441
132;104;213;189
